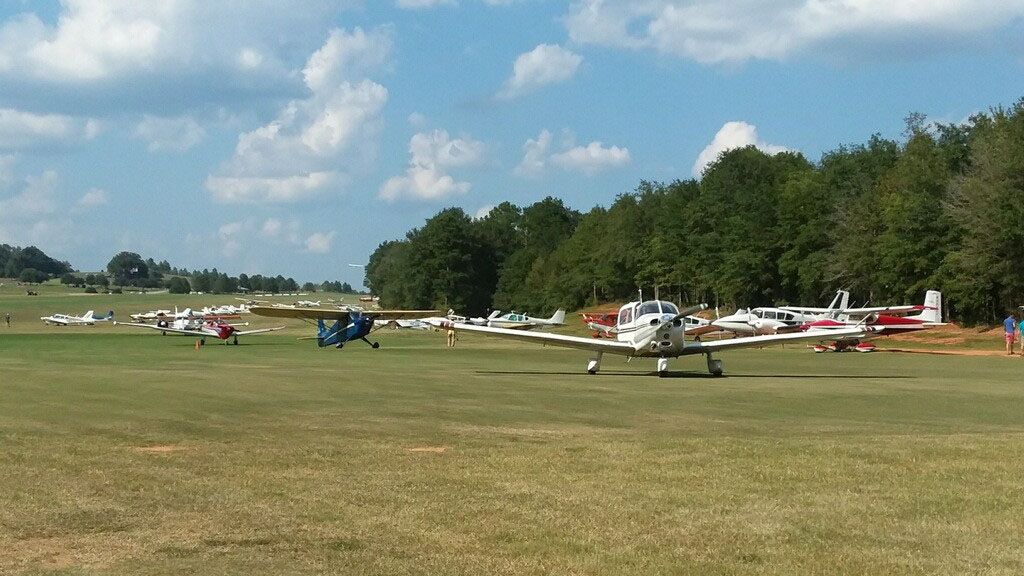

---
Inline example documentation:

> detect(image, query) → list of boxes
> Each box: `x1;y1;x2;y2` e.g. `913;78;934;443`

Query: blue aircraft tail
317;318;341;347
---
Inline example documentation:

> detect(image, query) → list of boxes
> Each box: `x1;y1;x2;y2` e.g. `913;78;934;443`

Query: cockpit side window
637;301;661;317
618;307;633;325
661;302;678;315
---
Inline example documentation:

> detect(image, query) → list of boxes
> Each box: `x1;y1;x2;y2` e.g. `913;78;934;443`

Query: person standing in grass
1004;311;1017;355
1017;314;1024;357
4;312;9;327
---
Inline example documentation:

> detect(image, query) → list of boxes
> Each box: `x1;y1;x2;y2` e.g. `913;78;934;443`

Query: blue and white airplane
249;306;439;349
40;310;113;326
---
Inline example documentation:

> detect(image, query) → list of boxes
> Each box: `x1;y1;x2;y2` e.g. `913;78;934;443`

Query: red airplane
113;317;284;345
802;290;944;352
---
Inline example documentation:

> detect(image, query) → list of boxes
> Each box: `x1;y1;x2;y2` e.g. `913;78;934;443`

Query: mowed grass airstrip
2;282;1024;575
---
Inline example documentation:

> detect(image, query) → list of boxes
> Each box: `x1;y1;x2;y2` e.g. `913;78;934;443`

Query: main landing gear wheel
233;336;239;346
706;355;723;377
657;357;669;378
199;338;206;346
587;352;603;375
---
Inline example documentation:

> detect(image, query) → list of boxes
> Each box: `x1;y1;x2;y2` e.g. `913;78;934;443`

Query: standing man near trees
1004;311;1017;355
1017;314;1024;357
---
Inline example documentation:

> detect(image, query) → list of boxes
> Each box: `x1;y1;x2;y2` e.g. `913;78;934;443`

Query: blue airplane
249;305;440;349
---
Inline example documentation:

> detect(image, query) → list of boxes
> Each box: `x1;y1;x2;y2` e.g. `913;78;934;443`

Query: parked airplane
803;290;944;352
249;306;439;349
712;290;850;335
40;310;113;326
583;309;713;338
112;317;283;345
433;299;873;376
485;309;566;330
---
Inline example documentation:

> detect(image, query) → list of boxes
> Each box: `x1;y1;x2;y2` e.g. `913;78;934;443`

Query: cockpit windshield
636;301;678;317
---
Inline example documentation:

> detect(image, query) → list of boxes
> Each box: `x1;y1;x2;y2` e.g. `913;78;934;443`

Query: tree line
1;246;354;295
366;99;1024;324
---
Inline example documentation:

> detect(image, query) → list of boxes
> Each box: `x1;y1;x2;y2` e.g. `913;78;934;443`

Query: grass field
2;284;1024;574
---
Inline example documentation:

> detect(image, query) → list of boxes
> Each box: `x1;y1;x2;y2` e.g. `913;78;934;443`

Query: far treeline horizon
0;246;356;296
366;101;1024;325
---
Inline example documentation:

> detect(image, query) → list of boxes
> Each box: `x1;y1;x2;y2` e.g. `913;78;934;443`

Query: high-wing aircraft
712;290;850;335
485;309;566;330
41;310;113;326
249;306;439;349
112;317;283;345
432;299;873;376
802;290;944;352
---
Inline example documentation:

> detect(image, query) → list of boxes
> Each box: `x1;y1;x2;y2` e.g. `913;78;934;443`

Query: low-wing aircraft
485;309;566;330
249;306;439;349
433;299;873;376
583;309;713;338
41;310;113;326
112;317;283;345
803;290;944;352
712;290;850;335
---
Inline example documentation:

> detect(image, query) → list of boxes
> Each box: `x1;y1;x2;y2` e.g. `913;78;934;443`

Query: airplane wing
112;321;203;336
778;306;833;313
250;306;439;321
235;326;285;336
683;326;876;354
436;321;636;355
840;305;921;316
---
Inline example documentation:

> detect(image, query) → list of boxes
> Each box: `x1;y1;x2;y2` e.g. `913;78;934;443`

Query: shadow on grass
476;370;916;380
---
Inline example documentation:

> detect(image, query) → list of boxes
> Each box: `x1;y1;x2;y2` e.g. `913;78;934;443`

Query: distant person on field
1004;312;1017;355
4;312;9;327
1018;315;1024;357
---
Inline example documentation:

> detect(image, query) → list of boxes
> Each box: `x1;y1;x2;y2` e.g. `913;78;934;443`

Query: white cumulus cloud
305;231;336;254
692;121;788;178
515;129;630;178
551;141;631;176
498;44;582;99
78;188;108;207
207;27;392;204
379;129;486;202
0;108;99;150
566;0;1024;64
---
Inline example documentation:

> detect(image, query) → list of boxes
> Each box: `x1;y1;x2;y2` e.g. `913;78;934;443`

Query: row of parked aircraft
37;287;945;376
40;310;114;326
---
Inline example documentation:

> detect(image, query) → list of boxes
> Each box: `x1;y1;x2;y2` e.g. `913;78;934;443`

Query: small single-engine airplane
485;309;566;330
433;299;874;376
112;317;284;345
41;310;114;326
583;309;713;338
249;306;439;349
712;290;850;335
803;290;944;352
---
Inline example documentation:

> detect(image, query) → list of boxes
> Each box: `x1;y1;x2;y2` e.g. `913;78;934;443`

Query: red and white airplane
802;290;944;352
113;315;284;345
433;299;874;377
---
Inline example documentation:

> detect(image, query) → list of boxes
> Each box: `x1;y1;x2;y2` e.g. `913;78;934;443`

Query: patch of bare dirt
407;446;447;453
134;445;187;453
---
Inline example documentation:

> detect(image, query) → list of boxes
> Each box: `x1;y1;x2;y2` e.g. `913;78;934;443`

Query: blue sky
0;1;1022;286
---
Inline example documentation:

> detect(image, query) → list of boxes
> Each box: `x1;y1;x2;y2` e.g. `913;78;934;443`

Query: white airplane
433;299;873;377
712;290;850;335
129;309;173;322
485;309;566;330
40;310;113;326
113;317;284;345
803;290;944;352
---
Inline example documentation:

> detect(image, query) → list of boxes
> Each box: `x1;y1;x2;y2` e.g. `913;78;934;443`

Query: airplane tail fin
83;310;94;319
915;290;943;323
548;309;566;325
316;318;340;347
487;310;501;320
826;290;850;311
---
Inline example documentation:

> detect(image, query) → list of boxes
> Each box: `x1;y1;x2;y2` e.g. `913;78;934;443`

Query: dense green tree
106;252;148;285
166;277;191;294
